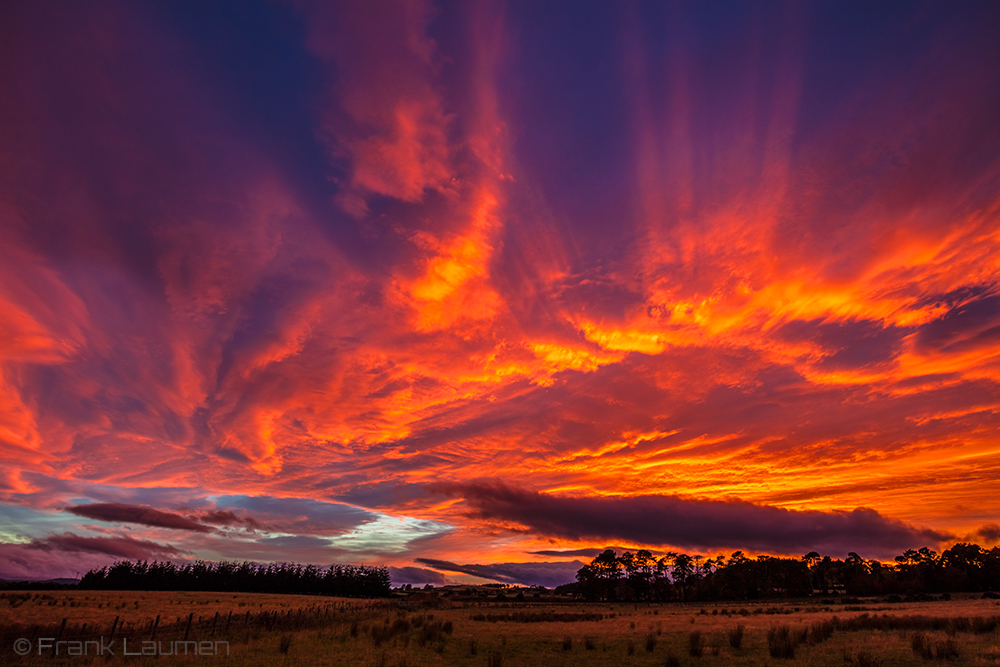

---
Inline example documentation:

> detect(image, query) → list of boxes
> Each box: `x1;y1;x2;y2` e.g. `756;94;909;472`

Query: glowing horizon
1;1;999;587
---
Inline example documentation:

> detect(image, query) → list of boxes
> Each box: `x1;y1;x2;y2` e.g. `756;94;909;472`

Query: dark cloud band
66;503;212;532
435;482;950;559
414;557;585;588
28;533;182;559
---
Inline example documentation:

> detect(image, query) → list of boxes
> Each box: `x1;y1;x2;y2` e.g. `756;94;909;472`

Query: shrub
665;654;680;667
767;625;797;659
972;617;999;634
934;639;959;660
911;633;932;660
487;651;504;667
855;650;882;667
689;630;704;657
945;617;970;635
584;636;596;651
728;624;745;649
371;617;411;646
418;621;444;647
807;619;835;645
471;611;603;623
844;649;883;667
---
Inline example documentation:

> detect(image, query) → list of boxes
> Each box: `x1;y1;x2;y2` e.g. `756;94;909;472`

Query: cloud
297;0;453;203
0;0;998;569
388;565;447;586
529;549;607;558
529;547;652;558
914;294;1000;355
774;318;909;371
209;496;377;535
197;509;265;531
66;503;212;532
255;534;330;549
0;533;182;581
977;523;1000;544
414;557;586;588
27;533;184;559
436;482;951;559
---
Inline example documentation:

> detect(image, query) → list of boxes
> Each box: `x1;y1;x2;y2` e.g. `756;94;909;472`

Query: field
2;591;1000;666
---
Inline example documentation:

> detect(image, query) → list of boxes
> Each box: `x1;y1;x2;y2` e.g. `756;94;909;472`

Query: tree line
79;559;391;598
570;543;1000;601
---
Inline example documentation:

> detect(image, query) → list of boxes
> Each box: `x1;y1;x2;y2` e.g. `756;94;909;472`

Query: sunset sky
2;0;999;587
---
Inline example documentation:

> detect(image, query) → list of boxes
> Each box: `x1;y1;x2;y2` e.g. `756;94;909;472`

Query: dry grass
1;591;999;665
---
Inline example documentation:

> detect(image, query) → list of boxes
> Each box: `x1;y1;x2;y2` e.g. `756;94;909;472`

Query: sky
1;0;999;587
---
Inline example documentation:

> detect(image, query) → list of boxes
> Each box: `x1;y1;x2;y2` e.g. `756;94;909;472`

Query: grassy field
2;591;999;666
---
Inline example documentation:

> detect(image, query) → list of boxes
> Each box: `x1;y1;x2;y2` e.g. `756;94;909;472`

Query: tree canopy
571;542;1000;601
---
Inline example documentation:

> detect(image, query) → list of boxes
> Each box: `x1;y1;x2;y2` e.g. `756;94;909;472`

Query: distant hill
0;577;79;589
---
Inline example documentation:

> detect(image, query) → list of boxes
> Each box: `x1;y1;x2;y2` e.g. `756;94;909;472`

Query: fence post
52;618;67;655
109;615;120;645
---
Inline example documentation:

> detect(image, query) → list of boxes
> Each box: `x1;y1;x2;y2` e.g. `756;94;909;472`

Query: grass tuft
844;649;882;667
807;619;836;645
934;638;959;660
767;625;797;659
912;632;933;659
689;630;704;657
728;624;745;649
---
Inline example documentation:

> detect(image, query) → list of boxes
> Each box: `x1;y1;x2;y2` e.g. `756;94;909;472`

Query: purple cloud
977;523;1000;544
415;557;586;588
27;533;184;559
66;503;212;532
388;566;447;586
435;482;951;559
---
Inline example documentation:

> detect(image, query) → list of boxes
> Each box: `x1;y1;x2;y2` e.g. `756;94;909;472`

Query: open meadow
2;591;1000;666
